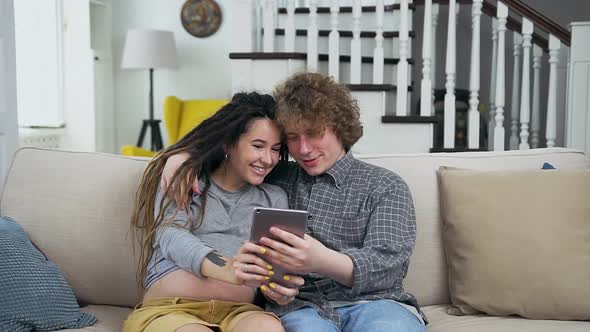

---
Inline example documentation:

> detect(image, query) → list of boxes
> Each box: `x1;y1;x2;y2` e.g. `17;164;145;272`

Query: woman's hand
233;242;275;288
233;241;304;306
233;242;304;285
260;281;301;306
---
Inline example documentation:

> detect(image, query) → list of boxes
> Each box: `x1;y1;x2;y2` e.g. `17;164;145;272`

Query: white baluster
546;34;560;148
396;0;410;115
443;0;457;148
493;3;508;151
488;18;498;151
373;0;385;84
468;0;482;149
509;33;522;150
307;0;319;72
519;19;533;150
431;4;440;114
420;0;433;116
350;0;362;83
285;0;296;52
263;0;275;52
329;0;340;81
531;45;542;148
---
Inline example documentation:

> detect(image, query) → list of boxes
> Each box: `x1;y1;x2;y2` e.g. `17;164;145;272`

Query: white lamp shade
121;29;179;69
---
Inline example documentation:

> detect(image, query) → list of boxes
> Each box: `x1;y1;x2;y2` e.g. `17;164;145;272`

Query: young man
163;73;426;332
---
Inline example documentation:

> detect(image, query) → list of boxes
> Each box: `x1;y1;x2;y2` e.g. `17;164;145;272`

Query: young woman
124;92;303;332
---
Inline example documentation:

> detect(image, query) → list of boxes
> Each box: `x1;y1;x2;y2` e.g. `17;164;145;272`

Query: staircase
229;0;590;155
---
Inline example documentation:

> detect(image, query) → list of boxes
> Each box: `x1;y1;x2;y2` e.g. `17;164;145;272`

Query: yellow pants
123;297;279;332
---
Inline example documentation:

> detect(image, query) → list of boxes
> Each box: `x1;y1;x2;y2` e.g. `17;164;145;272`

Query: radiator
19;128;64;149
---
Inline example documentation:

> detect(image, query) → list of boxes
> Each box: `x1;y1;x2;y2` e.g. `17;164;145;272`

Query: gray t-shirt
144;179;288;290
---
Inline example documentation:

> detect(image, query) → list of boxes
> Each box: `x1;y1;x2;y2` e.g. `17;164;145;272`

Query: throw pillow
438;168;590;320
0;216;97;332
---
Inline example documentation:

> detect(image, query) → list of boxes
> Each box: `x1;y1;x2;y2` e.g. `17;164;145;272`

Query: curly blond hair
273;72;363;151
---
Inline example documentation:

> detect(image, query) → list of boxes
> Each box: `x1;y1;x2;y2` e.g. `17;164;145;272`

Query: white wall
522;0;590;28
112;0;232;150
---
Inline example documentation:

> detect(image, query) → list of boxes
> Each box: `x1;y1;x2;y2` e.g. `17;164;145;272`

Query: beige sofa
1;147;589;332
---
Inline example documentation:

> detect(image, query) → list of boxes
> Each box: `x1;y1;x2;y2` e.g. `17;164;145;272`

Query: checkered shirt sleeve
341;178;416;295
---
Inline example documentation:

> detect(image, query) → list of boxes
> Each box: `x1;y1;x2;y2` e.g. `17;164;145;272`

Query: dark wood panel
229;52;414;66
382;115;438;123
277;4;416;14
269;29;416;39
430;147;488;153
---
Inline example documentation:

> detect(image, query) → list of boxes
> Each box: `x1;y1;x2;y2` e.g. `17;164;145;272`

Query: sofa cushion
63;305;132;332
438;168;590;320
0;216;97;331
0;148;146;307
358;148;590;307
423;305;590;332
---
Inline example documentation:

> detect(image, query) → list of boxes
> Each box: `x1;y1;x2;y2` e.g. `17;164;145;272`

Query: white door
0;0;19;182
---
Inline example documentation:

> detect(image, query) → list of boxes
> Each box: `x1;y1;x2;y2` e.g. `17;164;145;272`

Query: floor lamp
121;29;178;151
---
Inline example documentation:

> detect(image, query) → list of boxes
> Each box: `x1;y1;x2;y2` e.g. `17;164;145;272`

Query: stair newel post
350;0;362;83
285;0;296;52
329;0;340;81
307;0;319;72
431;4;440;114
519;19;533;150
420;0;433;116
468;0;482;149
509;32;522;150
546;34;560;147
566;23;590;155
372;0;385;84
262;0;275;52
531;45;542;148
493;2;508;151
443;0;457;148
395;0;410;116
488;18;498;151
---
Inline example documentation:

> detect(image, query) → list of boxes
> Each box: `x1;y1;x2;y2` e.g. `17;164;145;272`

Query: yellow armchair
121;96;229;157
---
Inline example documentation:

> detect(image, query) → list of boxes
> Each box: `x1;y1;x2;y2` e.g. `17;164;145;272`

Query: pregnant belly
143;269;255;303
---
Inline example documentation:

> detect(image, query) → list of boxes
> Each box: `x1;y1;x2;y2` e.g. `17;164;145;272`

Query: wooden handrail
497;0;570;46
414;0;571;49
481;1;549;51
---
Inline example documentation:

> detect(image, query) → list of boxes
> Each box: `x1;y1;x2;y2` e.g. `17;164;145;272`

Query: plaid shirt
266;152;424;327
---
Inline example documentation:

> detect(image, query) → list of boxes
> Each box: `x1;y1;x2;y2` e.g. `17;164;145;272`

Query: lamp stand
136;68;164;151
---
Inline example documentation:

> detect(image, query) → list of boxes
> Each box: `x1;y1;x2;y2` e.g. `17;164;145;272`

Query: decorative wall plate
180;0;222;38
